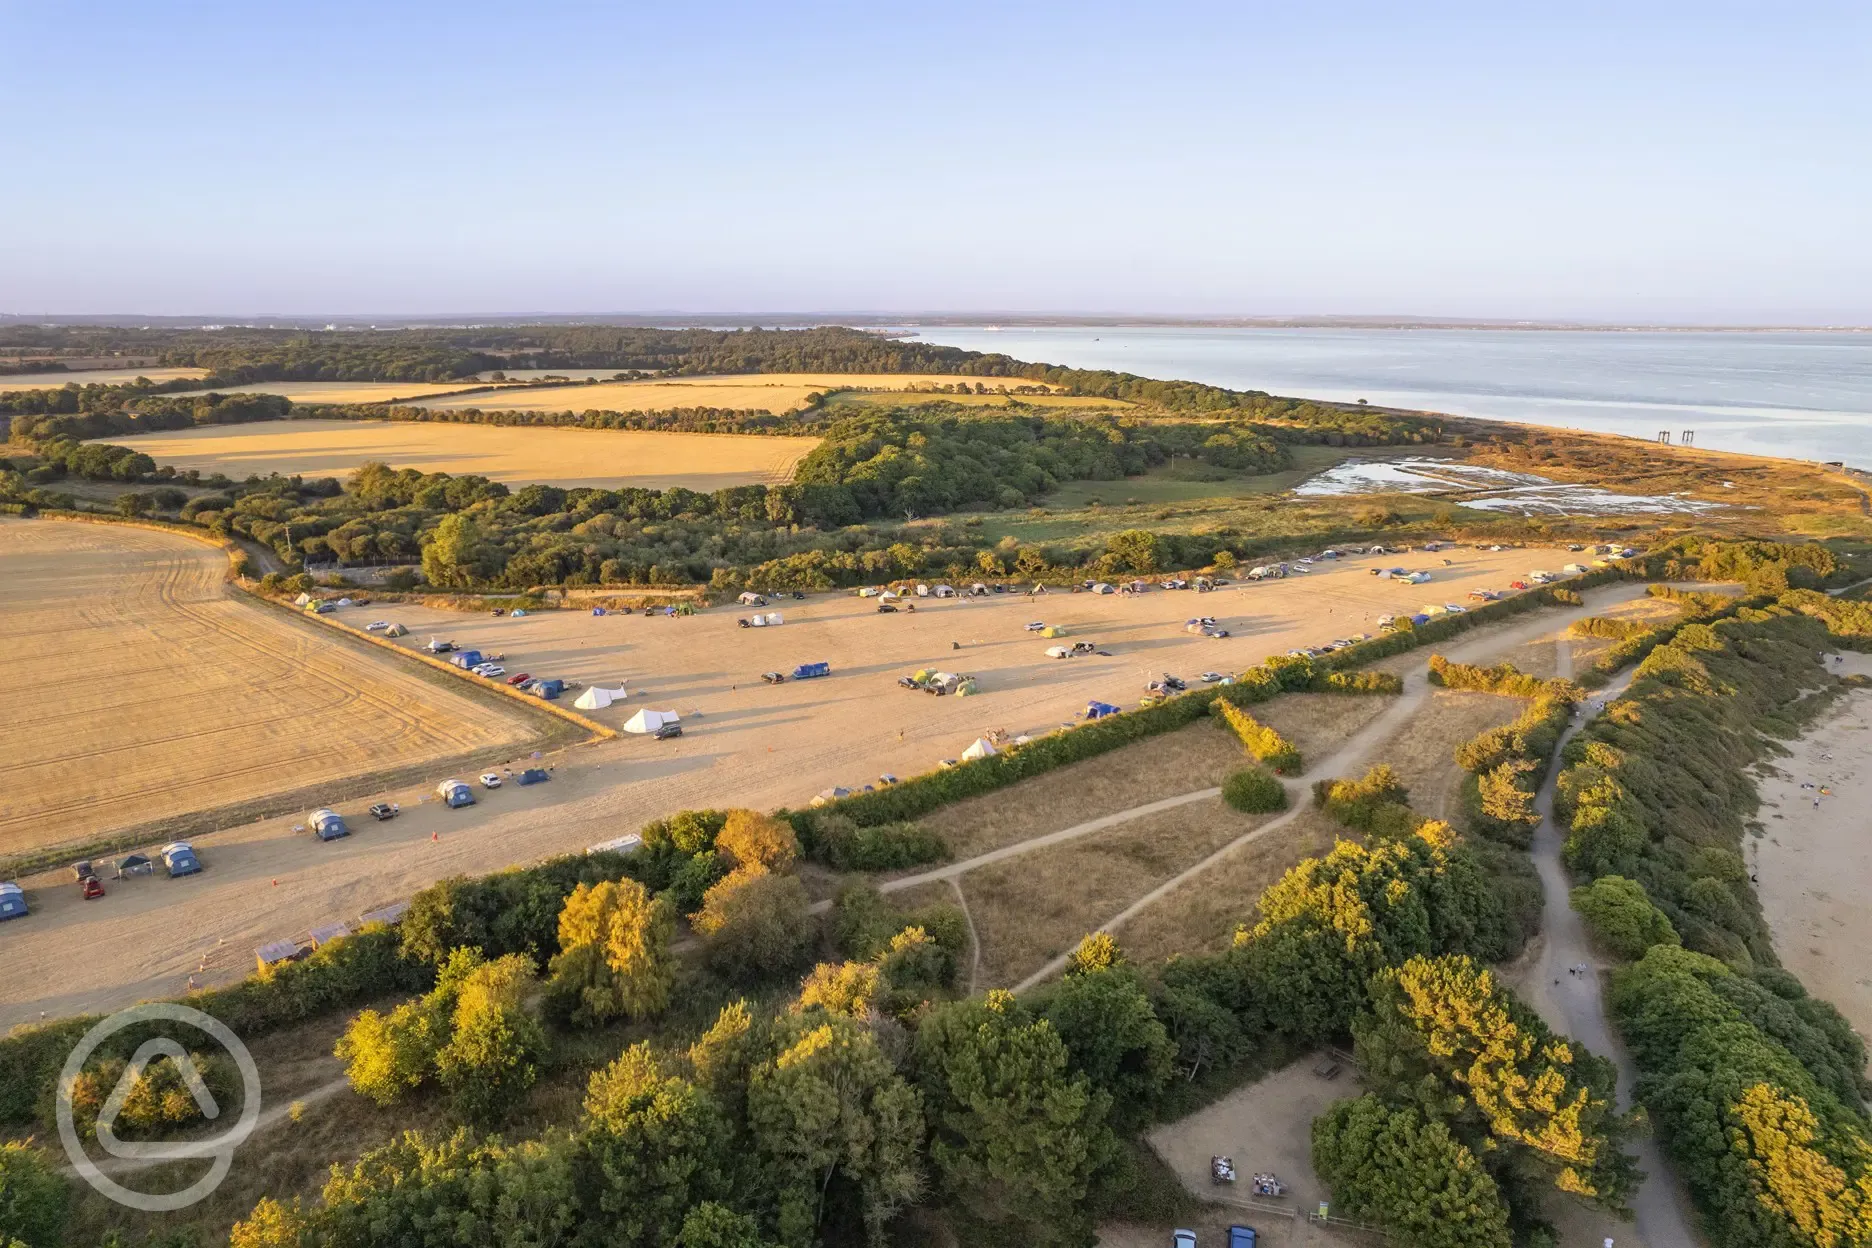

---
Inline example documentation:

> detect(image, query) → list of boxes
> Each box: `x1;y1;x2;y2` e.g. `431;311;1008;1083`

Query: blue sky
4;1;1868;322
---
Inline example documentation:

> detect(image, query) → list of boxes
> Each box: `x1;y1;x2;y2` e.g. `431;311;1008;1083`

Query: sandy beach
1752;653;1872;1062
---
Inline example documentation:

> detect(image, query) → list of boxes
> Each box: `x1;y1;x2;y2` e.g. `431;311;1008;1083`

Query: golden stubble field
0;520;540;859
0;366;208;389
101;419;823;491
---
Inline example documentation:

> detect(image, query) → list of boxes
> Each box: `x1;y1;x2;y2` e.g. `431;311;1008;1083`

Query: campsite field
0;519;543;861
407;372;1073;416
99;418;823;490
0;544;1574;1028
0;366;208;389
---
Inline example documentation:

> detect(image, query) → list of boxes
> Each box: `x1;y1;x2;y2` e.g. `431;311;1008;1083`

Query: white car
1025;621;1047;631
478;772;503;789
473;664;506;678
1444;604;1467;614
365;620;391;632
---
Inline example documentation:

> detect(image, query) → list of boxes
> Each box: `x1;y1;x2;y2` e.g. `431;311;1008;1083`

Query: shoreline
1751;655;1872;1066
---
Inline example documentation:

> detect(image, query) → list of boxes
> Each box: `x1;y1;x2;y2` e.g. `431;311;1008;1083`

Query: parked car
506;672;532;686
81;877;105;900
365;620;391;632
473;665;506;678
1227;1226;1258;1248
1173;1232;1197;1248
72;860;96;883
653;722;683;739
369;803;400;821
761;671;786;684
479;773;503;789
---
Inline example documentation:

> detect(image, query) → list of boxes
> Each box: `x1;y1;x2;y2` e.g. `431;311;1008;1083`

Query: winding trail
1004;580;1662;993
1520;647;1703;1247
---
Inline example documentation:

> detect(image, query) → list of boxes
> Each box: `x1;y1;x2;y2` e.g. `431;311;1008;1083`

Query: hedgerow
1212;700;1303;774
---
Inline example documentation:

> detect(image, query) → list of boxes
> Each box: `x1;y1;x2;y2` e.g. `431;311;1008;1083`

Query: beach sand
1752;653;1872;1067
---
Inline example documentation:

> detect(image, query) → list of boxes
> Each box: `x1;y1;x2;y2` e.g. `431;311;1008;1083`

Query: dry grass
0;366;208;389
917;718;1247;860
0;519;540;856
1119;808;1345;965
1245;692;1396;762
1369;689;1523;823
163;380;483;403
962;795;1273;987
102;418;821;491
1565;594;1684;671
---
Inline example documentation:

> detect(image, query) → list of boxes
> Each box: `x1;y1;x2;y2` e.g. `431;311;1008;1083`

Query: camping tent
1085;701;1121;720
382;623;408;637
933;584;956;598
1045;645;1071;658
750;612;784;626
0;882;26;921
588;834;644;855
811;787;854;806
961;737;998;761
293;592;314;607
574;685;628;711
623;708;681;735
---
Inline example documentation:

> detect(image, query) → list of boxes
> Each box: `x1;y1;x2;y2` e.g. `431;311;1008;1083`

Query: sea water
900;325;1872;467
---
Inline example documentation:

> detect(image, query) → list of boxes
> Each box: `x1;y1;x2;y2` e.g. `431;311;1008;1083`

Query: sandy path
0;546;1565;1029
1751;651;1872;1063
1520;662;1703;1248
1007;580;1660;992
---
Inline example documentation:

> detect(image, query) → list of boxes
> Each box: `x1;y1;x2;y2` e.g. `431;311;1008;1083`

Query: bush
1213;700;1302;773
692;868;814;981
1222;767;1287;813
1571;875;1678;960
799;813;949;872
0;1140;69;1248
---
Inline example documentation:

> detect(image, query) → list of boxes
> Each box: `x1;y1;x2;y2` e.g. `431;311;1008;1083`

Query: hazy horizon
5;2;1869;322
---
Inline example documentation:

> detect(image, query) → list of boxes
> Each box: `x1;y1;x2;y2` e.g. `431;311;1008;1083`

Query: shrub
693;868;814;981
1213;700;1302;773
1222;767;1287;813
0;1140;69;1248
803;814;949;872
1570;876;1678;960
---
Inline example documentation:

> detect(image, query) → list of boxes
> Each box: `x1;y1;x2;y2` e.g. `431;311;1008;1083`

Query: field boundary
0;511;604;879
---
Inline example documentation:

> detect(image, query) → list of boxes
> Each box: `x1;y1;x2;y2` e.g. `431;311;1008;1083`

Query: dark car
653;723;683;739
1227;1227;1256;1248
72;860;96;883
369;803;400;821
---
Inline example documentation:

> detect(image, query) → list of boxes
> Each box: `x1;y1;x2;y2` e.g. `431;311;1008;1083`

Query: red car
81;877;105;900
1509;580;1529;590
506;672;532;687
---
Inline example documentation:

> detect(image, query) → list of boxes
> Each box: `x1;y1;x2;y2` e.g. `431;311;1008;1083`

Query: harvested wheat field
962;795;1277;987
0;519;541;858
411;372;1072;416
828;389;1127;409
162;380;482;403
101;418;822;491
0;366;209;390
1245;692;1395;764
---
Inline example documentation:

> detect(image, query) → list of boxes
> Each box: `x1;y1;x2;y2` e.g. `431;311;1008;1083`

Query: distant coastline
3;311;1869;334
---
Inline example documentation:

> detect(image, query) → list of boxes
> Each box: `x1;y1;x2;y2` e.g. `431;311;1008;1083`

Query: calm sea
900;326;1872;467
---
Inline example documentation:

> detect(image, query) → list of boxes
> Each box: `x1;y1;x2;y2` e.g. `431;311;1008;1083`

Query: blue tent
0;882;26;921
1085;701;1121;720
1410;613;1432;626
161;843;202;877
